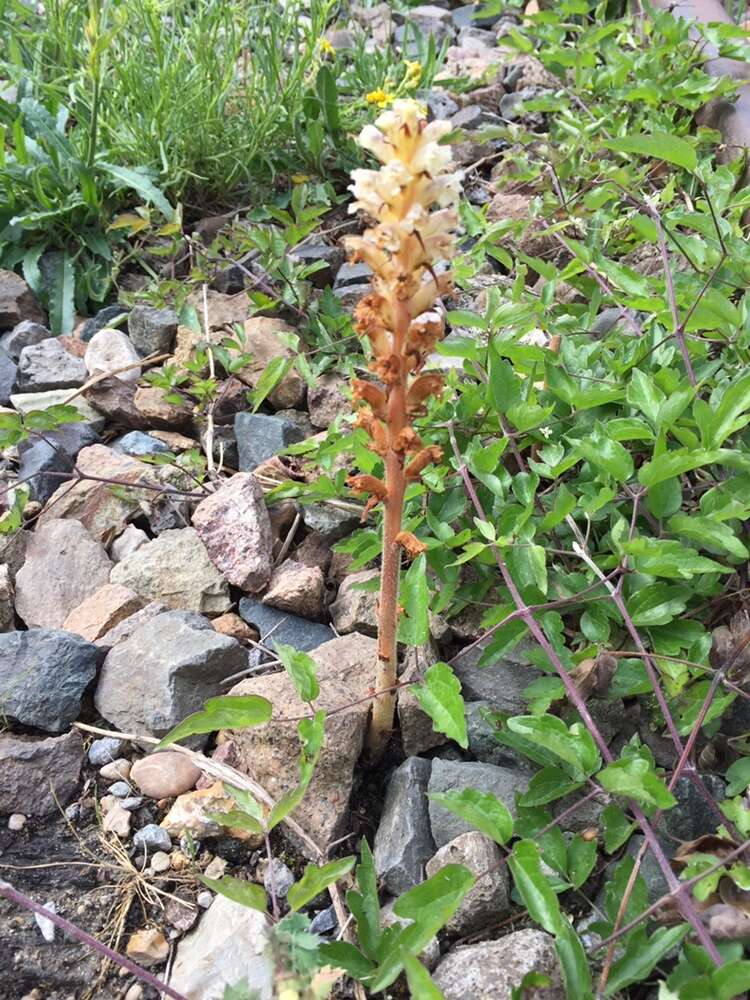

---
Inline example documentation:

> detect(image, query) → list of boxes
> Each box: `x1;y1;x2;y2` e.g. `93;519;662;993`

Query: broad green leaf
371;865;475;991
287;857;356;911
398;554;430;645
623;537;729;579
668;513;748;560
251;356;293;412
402;954;445;999
639;448;722;487
597;757;677;811
519;766;584;807
200;875;267;913
508;840;563;934
224;784;265;824
204;809;263;836
274;642;319;703
428;788;514;846
99;161;174;219
318;941;375;980
603;131;696;171
567;835;597;889
555;919;594;1000
725;758;750;797
412;662;468;749
157;694;272;747
315;64;340;133
627;368;665;425
703;372;750;447
601;804;636;853
605;925;689;995
574;425;633;483
507;716;600;781
627;583;688;626
712;959;750;1000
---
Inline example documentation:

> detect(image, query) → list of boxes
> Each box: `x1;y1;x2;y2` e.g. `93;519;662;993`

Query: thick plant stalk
344;101;461;755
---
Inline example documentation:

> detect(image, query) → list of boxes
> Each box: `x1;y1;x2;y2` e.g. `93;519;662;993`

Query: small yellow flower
366;89;395;109
319;38;335;56
291;173;311;184
404;60;422;87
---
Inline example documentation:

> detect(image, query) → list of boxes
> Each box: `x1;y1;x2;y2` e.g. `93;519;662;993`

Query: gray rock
192;473;273;593
0;320;50;360
95;600;168;650
170;894;273;1000
109;524;150;563
333;261;372;289
0;529;28;584
88;737;128;766
465;701;521;766
133;824;172;856
108;781;131;798
332;282;370;313
374;757;435;894
127;305;178;356
112;430;171;456
428;759;529;848
330;569;379;636
0;629;103;732
110;527;230;615
234;412;305;472
0;347;17;405
120;796;144;811
80;305;129;342
457;26;498;49
451;104;500;130
288;244;345;288
307;373;348;429
15;518;113;628
424;89;460;120
238;597;335;653
10;388;104;428
0;565;14;632
199;424;238;468
95;610;247;743
263;858;295;900
309;906;337;934
273;408;316;438
434;929;564;999
425;831;510;935
662;774;726;846
0;730;84;814
452;637;540;714
451;3;505;29
84;327;141;383
590;306;633;339
16;337;87;392
0;270;46;329
301;502;359;543
17;422;100;503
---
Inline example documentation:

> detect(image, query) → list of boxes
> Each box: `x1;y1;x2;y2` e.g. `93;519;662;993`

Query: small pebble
125;986;144;1000
203;856;226;880
99;759;132;781
88;737;127;766
100;794;117;814
263;857;295;900
108;781;132;798
133;824;172;855
8;813;26;831
150;851;171;874
309;905;338;935
170;851;189;871
34;901;56;943
64;802;80;822
197;891;214;909
102;803;132;838
120;796;144;812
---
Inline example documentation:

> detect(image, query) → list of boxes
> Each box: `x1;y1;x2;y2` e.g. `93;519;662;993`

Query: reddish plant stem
0;880;189;1000
448;424;723;965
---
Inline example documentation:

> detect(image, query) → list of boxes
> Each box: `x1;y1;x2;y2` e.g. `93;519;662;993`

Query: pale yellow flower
366;89;395;109
319;38;335;56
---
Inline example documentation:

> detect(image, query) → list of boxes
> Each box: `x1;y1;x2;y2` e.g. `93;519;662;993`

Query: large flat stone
238;598;335;652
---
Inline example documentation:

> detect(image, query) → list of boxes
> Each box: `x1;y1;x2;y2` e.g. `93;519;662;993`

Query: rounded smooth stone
8;813;26;831
130;752;201;799
99;758;132;781
150;851;171;874
108;781;132;798
88;736;128;766
133;824;172;855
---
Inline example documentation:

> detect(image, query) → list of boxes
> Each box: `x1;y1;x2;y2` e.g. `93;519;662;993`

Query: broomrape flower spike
344;99;461;757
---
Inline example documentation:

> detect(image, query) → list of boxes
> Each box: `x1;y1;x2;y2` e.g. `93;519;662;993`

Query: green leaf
627;368;665;425
157;694;272;747
204;809;263;836
623;537;729;579
567;835;597;889
712;959;750;1000
603;131;696;171
347;840;381;962
47;251;75;335
428;788;514;846
315;65;340;133
668;513;748;560
412;662;468;749
725;758;750;797
597;757;677;811
200;875;267;913
507;716;601;781
627;583;688;626
99;161;175;219
318;940;375;980
398;553;430;645
519;766;584;807
601;804;636;853
639;448;722;487
273;642;319;703
402;955;445;999
251;356;292;412
508;839;563;934
287;857;356;912
555;919;594;1000
369;865;475;991
574;425;633;483
267;711;325;831
605;925;689;995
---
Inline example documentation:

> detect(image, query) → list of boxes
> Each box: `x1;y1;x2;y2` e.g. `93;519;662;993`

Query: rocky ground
0;3;737;1000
